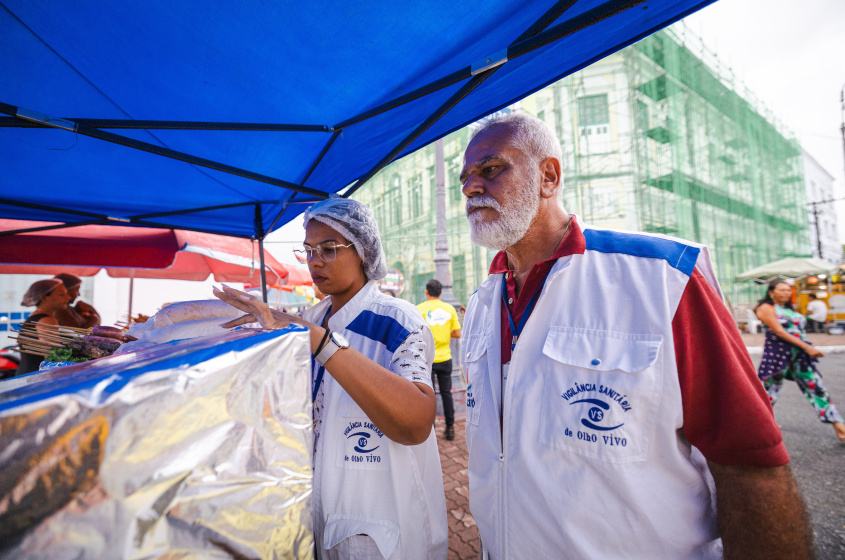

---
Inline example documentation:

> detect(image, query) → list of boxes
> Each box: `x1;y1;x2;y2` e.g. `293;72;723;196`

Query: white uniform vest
304;281;448;559
463;226;724;559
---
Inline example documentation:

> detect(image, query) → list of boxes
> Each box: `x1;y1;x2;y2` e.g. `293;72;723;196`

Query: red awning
0;220;290;284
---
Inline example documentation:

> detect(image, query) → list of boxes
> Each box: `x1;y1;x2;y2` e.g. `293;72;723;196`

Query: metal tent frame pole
0;102;328;200
255;204;268;303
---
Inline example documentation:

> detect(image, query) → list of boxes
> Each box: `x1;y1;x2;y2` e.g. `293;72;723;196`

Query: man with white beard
458;112;813;559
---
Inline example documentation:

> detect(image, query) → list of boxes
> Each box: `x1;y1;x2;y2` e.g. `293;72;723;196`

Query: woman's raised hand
212;285;292;330
805;346;824;359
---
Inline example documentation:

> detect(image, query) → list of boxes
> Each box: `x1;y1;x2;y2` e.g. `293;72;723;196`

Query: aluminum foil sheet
0;327;313;559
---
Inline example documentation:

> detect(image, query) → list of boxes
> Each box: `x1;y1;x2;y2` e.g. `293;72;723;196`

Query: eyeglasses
293;241;354;263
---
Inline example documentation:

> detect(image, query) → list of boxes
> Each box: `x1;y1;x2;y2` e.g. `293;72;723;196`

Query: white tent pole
128;270;134;320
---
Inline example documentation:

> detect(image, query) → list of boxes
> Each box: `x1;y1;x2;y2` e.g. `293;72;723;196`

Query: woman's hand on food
213;285;293;330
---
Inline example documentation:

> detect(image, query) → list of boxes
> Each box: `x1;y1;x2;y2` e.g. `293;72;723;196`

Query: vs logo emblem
347;431;380;453
569;398;623;431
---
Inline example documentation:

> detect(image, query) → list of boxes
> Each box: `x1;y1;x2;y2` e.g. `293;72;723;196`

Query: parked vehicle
0;345;21;380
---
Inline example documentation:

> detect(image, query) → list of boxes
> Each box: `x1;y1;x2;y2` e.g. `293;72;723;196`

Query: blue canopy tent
0;0;715;297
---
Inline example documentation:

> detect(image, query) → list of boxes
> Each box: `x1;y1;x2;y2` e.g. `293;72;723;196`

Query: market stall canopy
283;266;313;287
0;0;715;239
735;257;838;282
0;219;289;284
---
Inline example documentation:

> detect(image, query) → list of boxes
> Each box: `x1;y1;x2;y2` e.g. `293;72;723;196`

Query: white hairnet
21;278;62;306
302;198;388;281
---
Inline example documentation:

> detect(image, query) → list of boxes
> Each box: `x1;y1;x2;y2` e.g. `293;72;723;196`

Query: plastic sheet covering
0;327;313;559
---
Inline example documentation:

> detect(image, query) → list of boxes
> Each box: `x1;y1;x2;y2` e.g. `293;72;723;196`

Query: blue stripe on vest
584;229;700;277
346;310;411;353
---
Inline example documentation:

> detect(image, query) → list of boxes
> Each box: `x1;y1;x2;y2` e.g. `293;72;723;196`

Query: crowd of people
9;113;842;558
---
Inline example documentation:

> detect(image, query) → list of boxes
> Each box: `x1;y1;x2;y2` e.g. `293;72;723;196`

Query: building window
577;94;609;126
411;174;424;218
449;156;463;203
452;254;467;304
637;100;649;130
389;174;402;226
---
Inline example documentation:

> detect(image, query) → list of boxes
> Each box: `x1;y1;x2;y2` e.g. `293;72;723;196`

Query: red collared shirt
489;218;585;365
488;216;787;467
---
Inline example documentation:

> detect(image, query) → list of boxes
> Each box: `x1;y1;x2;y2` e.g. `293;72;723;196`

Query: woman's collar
326;280;380;331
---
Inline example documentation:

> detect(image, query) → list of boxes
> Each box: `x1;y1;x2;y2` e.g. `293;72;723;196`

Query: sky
682;0;845;241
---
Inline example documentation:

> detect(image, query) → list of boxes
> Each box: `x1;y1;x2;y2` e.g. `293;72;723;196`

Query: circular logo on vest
347;431;380;453
570;398;624;431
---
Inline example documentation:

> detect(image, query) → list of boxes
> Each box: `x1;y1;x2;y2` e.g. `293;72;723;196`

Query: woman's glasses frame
293;241;355;263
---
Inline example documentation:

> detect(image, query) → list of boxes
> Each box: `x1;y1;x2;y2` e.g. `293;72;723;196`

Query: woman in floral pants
756;280;845;441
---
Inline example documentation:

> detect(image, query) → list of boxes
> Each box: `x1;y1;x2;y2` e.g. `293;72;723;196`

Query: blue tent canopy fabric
1;0;714;238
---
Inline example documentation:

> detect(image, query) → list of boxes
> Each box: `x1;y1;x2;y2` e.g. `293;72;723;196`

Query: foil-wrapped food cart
0;326;312;559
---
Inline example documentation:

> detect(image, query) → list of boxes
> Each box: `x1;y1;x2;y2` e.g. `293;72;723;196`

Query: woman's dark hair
755;279;794;310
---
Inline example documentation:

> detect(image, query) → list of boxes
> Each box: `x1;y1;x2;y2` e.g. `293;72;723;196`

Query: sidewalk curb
745;345;845;355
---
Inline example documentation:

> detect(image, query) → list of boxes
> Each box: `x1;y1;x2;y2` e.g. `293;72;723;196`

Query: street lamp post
834;82;845;263
433;138;461;307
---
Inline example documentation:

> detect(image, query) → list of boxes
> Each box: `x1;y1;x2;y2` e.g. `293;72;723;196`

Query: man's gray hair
471;112;562;164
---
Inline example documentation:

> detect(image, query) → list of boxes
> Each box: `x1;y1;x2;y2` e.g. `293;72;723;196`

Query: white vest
304;281;448;559
463;226;724;559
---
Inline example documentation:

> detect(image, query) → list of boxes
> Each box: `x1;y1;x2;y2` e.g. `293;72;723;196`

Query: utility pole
834;82;845;263
809;201;823;260
433;138;460;307
840;83;845;233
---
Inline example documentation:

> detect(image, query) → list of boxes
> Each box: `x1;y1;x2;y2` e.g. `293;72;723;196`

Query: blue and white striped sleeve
389;325;434;388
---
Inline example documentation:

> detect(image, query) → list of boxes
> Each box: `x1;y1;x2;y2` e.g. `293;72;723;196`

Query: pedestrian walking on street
418;279;461;440
756;280;845;442
805;293;828;334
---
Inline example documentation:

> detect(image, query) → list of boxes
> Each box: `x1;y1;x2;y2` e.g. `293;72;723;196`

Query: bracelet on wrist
314;328;331;357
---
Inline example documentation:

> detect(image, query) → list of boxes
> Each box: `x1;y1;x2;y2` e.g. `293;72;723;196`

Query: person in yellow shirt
417;279;461;440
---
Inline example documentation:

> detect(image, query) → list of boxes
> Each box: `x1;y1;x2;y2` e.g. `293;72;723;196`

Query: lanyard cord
501;273;546;352
500;219;571;353
311;306;332;403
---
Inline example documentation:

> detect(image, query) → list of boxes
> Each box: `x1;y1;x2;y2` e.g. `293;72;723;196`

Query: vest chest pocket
336;390;390;472
538;328;664;463
462;334;489;427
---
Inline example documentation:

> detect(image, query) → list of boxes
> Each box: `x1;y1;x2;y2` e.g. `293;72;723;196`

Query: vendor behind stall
53;273;101;329
17;278;71;375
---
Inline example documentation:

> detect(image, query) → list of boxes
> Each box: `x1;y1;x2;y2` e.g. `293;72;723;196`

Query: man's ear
538;157;561;199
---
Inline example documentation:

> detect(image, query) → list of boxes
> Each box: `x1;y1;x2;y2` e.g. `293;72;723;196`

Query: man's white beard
466;180;540;251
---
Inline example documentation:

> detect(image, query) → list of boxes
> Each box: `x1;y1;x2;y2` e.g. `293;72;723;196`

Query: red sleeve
673;269;789;467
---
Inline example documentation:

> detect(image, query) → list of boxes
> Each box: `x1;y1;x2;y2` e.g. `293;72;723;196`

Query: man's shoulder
582;226;701;277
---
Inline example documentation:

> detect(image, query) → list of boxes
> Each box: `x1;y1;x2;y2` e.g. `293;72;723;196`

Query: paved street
435;341;845;559
750;351;845;559
434;420;480;560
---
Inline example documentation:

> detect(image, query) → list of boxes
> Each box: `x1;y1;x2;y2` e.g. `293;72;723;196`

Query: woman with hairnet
17;278;71;375
214;198;447;560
